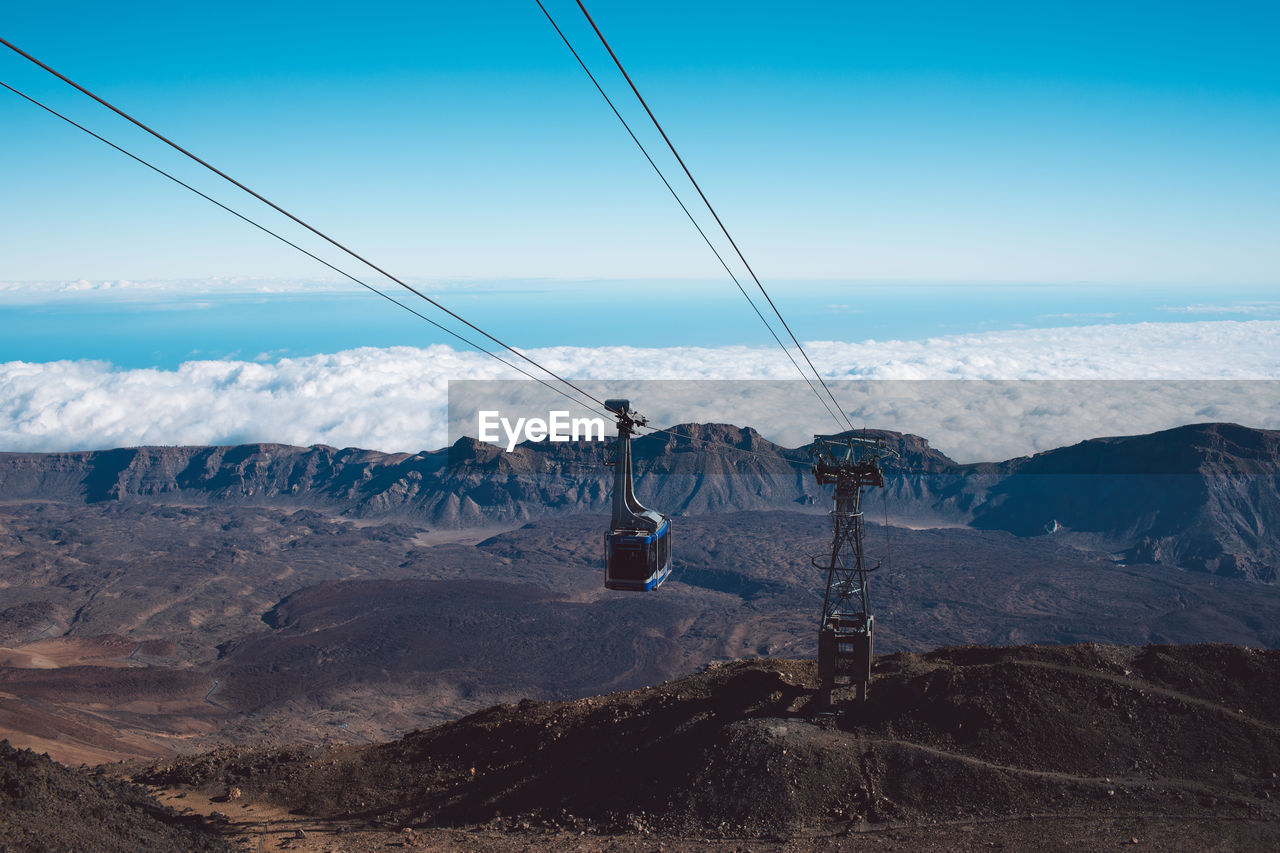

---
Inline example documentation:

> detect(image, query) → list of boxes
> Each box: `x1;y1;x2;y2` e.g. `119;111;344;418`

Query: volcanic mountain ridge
1;421;1277;580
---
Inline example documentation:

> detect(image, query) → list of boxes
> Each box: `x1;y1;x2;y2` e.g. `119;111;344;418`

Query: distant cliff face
0;424;970;525
971;423;1280;582
0;421;1276;582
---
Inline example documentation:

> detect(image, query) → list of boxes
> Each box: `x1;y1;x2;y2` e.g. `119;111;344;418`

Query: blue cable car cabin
605;518;672;591
603;399;672;591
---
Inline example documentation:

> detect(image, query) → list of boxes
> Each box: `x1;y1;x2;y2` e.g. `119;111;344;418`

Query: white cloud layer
1158;301;1280;316
0;277;575;304
0;278;356;303
2;320;1279;461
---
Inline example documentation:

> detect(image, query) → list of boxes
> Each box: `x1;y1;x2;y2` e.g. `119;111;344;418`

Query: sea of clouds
2;320;1278;462
0;278;355;302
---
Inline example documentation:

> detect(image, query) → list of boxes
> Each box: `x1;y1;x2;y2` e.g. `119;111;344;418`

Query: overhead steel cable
3;36;832;470
0;35;614;417
0;78;614;422
1;76;806;472
533;0;844;431
2;74;816;471
572;1;859;434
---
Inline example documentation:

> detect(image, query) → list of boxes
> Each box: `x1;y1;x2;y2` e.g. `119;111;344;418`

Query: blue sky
2;2;1279;453
2;0;1277;285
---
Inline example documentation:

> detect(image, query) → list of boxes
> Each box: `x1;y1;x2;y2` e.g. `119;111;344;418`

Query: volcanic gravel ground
0;740;229;852
137;643;1280;849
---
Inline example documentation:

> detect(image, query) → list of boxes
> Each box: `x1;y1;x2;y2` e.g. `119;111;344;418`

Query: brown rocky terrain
13;642;1278;850
4;499;1280;763
0;422;1277;849
125;643;1280;852
0;739;230;852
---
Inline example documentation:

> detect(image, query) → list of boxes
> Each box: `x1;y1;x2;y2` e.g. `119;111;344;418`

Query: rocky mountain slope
7;500;1280;766
0;740;230;852
972;422;1280;581
9;643;1278;852
2;421;1279;849
130;643;1280;851
1;421;1276;579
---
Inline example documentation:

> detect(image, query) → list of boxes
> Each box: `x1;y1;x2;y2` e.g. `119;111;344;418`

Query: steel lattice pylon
810;434;896;705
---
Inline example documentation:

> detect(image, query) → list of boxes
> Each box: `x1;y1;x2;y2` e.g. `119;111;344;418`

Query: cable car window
610;545;651;581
